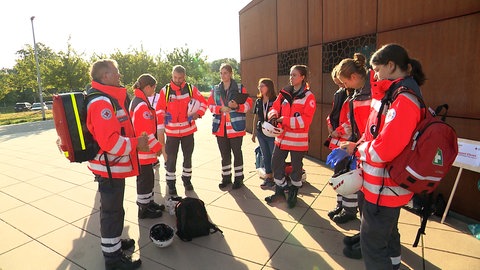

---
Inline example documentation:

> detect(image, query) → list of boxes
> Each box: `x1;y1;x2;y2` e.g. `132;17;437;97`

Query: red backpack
378;87;458;248
382;87;458;194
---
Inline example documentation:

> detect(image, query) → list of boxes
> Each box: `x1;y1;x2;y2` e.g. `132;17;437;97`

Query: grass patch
0;110;53;126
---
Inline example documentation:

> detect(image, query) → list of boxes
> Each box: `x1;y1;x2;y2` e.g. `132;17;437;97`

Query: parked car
45;101;53;110
14;102;32;112
31;102;48;111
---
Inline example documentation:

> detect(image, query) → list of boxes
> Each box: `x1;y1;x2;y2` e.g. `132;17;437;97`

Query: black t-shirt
253;98;275;132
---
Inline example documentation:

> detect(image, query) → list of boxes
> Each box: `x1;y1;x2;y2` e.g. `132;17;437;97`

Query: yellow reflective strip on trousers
70;93;86;150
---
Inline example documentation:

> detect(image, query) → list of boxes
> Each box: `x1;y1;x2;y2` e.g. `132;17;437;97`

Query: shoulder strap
86;89;121;113
165;84;171;104
413;193;433;247
348;98;358;141
165;83;193;104
187;83;193;97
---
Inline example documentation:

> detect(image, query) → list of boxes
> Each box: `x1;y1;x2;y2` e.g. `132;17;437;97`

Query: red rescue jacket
86;81;139;178
130;88;162;165
156;81;207;137
357;76;423;207
268;83;316;151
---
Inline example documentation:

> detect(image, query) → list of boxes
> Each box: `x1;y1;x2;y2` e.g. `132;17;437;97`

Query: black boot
138;202;162;219
287;185;299;208
105;252;142;270
219;177;232;189
327;206;343;220
120;239;135;250
332;209;357;224
232;179;243;189
265;185;285;204
148;201;165;211
167;181;177;195
183;179;194;191
343;233;360;246
343;242;362;259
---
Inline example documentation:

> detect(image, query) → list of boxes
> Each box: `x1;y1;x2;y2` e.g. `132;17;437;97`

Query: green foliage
0;43;241;108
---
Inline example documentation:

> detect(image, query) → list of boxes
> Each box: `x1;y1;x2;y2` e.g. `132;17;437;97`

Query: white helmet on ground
262;122;283;137
150;223;174;248
187;99;201;116
329;168;363;196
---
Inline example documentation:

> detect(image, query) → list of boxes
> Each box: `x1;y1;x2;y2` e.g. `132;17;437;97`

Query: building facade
239;0;480;220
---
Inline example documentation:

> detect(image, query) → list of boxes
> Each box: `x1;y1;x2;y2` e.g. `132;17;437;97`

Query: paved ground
0;112;479;270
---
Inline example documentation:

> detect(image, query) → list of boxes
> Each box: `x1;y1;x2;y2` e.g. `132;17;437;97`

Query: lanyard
262;100;268;120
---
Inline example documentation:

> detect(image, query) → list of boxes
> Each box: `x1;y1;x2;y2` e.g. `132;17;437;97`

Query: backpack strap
373;86;426;139
209;223;223;235
413;193;433;247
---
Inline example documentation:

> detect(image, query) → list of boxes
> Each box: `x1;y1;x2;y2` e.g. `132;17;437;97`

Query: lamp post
30;16;46;121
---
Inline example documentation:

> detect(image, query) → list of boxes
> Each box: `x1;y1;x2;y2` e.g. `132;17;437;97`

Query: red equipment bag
52;92;99;163
386;88;458;194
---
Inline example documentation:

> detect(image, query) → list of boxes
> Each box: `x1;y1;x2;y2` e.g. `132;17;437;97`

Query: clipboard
231;93;249;104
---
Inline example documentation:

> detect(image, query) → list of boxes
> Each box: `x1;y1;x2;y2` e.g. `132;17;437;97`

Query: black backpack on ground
175;197;223;241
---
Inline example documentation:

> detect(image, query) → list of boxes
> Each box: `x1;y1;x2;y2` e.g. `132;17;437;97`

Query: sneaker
232;180;243;189
327;206;343;220
343;233;360;246
138;203;163;219
219;180;232;189
332;209;357;224
343;242;362;260
260;178;275;190
120;238;135;250
105;252;142;270
149;201;165;211
287;185;299;209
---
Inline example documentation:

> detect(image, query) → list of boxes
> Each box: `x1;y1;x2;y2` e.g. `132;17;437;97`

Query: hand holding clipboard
228;93;249;109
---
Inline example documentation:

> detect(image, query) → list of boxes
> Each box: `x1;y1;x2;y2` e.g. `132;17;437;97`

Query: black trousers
136;164;154;205
216;135;244;182
271;146;305;187
361;201;402;269
96;176;125;259
165;134;194;184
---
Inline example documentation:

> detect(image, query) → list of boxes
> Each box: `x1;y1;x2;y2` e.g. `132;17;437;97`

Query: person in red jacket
329;53;371;226
326;66;353;150
156;65;208;195
86;59;148;270
208;63;253;189
265;65;316;208
129;74;165;219
342;44;426;270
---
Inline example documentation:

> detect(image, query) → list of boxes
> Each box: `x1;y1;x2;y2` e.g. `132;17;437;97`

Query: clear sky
0;0;251;69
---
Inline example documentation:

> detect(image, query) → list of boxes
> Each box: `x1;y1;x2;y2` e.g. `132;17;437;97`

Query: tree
0;43;241;106
210;58;241;81
110;48;156;84
55;38;90;93
165;47;211;91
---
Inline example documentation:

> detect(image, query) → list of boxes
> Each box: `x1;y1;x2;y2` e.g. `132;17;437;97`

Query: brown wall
239;0;480;220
